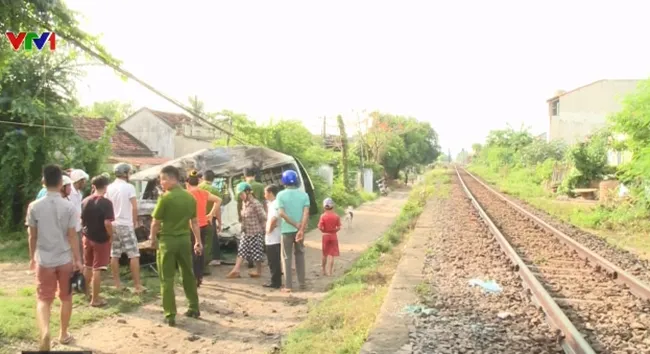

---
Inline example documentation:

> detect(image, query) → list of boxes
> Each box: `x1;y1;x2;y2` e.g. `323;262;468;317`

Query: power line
33;20;251;146
0;120;230;140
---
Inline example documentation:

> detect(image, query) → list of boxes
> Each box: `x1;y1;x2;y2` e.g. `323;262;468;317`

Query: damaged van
129;146;318;247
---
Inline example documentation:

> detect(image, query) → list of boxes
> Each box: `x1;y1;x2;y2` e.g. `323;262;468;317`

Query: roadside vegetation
0;2;442;351
0;5;441;246
280;169;450;354
463;78;650;257
0;268;159;352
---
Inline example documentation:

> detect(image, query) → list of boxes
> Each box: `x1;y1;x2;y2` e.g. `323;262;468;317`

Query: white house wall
549;113;610;145
549;80;639;145
120;110;175;158
174;135;213;158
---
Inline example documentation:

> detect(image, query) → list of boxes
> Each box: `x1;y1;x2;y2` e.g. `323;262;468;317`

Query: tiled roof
107;156;170;166
72;117;154;157
149;109;194;128
546;79;641;102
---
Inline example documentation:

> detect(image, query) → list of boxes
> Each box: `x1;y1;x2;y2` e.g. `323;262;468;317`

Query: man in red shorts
26;164;82;350
81;175;114;307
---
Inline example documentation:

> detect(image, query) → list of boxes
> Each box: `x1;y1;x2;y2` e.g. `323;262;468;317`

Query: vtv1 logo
5;32;56;51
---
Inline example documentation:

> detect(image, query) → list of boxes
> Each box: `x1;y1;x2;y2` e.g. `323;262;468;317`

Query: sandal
248;272;260;278
226;271;241;279
133;287;148;295
59;334;74;345
90;299;107;308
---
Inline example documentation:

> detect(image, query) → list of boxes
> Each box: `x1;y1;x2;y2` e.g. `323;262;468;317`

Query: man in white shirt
69;169;88;263
263;184;282;289
106;163;144;293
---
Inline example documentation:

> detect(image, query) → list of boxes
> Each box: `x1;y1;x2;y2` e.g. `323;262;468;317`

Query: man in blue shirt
36;178;47;199
276;170;310;292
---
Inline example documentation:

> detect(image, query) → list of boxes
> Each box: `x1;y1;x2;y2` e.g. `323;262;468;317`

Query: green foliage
518;139;566;166
472;127;567;177
559;130;611;193
336;115;352;191
214;111;335;168
0;50;110;230
0;3;116;231
74;100;134;122
363;112;440;179
610;79;650;191
0;0;120;69
467;80;650;250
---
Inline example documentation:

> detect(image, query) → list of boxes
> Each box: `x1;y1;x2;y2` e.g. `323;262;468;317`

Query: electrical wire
31;19;251;146
0;120;231;142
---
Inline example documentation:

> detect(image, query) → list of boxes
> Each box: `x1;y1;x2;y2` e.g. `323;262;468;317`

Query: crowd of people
26;162;343;350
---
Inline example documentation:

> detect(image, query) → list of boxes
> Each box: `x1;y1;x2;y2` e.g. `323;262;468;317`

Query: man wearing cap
106;163;144;294
61;175;73;200
70;169;89;263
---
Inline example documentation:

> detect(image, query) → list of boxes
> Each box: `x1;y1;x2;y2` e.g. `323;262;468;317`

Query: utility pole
226;117;233;146
448;148;452;163
191;94;198;137
355;110;366;169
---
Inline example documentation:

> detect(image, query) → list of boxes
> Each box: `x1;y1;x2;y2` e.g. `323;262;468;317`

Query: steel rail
459;167;650;302
454;166;595;354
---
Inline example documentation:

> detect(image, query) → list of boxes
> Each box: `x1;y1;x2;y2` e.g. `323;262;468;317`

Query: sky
64;0;650;157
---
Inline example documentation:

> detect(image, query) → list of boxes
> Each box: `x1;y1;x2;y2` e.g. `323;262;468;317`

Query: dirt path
360;201;436;354
24;190;409;354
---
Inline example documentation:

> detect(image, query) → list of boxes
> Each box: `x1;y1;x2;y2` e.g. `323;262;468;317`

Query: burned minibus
129;146;318;247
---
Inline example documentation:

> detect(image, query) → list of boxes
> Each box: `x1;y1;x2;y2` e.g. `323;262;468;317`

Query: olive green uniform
198;181;221;268
153;185;200;321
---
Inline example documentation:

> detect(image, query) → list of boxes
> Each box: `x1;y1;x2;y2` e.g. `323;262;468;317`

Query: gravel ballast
461;170;650;353
410;173;563;353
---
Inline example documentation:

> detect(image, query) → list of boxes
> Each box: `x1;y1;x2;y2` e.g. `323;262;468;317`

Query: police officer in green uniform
149;165;202;326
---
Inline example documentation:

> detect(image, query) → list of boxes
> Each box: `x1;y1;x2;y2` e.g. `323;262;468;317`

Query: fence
551;162;571;186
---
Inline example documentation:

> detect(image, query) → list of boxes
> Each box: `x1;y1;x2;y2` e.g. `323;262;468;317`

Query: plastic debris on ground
497;311;514;319
468;278;503;293
403;304;436;316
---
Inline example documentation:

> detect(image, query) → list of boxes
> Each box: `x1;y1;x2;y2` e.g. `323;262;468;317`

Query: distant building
547;79;639;166
547;79;639;145
72;117;169;170
119;107;228;159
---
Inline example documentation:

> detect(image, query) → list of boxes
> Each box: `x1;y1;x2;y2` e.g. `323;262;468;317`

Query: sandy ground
2;190;408;354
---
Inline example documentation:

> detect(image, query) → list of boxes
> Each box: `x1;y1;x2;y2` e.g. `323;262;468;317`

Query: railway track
455;167;650;354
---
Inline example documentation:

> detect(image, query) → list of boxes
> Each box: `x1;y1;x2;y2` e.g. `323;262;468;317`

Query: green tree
214;110;333;169
0;50;113;230
75;100;134;122
518;139;566;166
363;112;440;179
336;115;351;191
471;143;483;155
559;130;611;193
187;95;218;120
0;0;117;230
610;79;650;184
1;0;119;68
